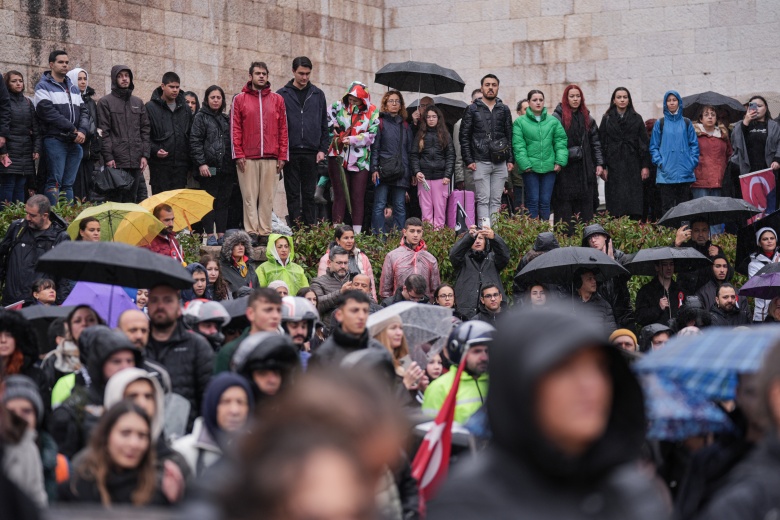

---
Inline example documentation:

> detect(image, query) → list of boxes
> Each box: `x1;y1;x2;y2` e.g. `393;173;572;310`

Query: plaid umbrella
635;326;780;400
640;372;734;441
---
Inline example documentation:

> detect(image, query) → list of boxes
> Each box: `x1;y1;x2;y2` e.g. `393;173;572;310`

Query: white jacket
172;417;222;477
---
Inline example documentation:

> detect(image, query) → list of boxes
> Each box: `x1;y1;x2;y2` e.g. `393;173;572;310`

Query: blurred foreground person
428;307;669;520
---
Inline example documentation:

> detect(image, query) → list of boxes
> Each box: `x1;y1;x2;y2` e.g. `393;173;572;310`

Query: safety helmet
445;321;495;365
280;296;319;341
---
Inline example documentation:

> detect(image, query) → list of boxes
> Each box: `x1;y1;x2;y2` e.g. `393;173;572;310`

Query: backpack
658;116;692;146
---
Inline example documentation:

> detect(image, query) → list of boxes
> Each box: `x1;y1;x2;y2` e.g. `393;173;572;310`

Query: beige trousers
238;159;278;235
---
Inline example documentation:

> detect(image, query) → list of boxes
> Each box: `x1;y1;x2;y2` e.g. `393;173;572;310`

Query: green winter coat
512;107;569;176
255;234;309;295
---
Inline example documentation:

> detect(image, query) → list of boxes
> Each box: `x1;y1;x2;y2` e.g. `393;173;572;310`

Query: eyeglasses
437;293;454;300
407;293;425;302
483;293;500;300
386;99;401;105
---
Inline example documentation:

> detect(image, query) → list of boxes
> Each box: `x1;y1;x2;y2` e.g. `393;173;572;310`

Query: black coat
429;310;665;520
696;436;780;520
0;92;40;176
145;88;192;171
309;324;388;368
450;232;510;318
0;219;70;306
189;106;236;176
276;80;329;153
410;127;455;181
79;86;101;161
635;277;685;327
709;303;752;327
146;320;213;432
459;98;514;165
552;104;604;201
370;112;413;188
59;464;169;506
380;288;429;308
600;107;650;216
0;72;10;140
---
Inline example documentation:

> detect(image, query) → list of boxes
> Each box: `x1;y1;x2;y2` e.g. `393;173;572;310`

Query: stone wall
0;0;385;105
384;0;780;119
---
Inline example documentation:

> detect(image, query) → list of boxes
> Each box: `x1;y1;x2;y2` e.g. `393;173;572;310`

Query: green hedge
1;201;743;302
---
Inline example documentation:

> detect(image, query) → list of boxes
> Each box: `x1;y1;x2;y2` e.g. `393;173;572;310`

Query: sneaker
206;235;219;247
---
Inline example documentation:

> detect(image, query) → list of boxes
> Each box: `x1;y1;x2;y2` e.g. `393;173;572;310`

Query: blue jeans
43;137;82;204
372;182;406;234
523;171;556;220
0;175;26;203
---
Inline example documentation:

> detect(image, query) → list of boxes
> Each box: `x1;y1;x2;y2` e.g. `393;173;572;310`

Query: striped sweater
33;71;90;139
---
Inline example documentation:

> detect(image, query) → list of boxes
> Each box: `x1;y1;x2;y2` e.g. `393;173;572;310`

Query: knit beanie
756;227;777;246
3;375;44;425
609;328;638;347
369;314;402;338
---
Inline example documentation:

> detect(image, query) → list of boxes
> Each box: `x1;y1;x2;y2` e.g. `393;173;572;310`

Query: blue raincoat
649;90;700;184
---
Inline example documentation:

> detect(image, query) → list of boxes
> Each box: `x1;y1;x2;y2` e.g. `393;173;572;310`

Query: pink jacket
379;240;440;299
317;247;376;300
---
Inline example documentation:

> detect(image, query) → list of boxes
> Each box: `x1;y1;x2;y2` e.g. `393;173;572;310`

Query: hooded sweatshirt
649;90;700;184
327;81;380;172
255;233;309;295
103;367;165;441
429;308;666;520
96;65;151;168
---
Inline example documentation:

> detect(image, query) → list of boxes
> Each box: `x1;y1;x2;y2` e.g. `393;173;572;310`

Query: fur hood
220;230;254;264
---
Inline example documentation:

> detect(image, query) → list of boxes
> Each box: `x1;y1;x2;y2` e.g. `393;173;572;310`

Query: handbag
476;109;510;164
568;145;583;161
93;166;134;195
378;119;405;183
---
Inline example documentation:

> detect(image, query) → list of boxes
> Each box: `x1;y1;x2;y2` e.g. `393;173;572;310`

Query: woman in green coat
512;90;569;220
255;234;309;295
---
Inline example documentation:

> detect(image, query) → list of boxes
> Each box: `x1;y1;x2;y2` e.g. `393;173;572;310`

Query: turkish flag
740;168;776;223
411;354;467;511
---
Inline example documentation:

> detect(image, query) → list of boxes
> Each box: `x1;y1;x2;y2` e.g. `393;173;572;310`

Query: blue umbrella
62;282;138;328
640;373;734;441
635;326;780;400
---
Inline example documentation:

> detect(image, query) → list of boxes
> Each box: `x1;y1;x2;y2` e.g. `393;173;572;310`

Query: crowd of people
2;49;780;519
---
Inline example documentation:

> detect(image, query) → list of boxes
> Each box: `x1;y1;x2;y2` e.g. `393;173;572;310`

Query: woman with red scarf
552;85;604;235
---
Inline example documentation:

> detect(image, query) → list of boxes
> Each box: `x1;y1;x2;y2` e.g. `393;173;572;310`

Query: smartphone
480;216;490;229
681;220;690;229
749;102;758;112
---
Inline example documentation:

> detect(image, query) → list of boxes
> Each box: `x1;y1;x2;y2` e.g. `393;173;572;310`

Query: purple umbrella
738;272;780;300
62;282;137;328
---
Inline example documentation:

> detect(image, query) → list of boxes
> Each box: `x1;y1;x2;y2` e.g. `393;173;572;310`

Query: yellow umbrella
140;189;215;232
66;202;165;246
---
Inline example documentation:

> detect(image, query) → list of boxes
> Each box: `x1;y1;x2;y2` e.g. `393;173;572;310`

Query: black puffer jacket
0;92;40;176
309;324;387;368
429;308;666;520
145;88;192;170
450;231;511;318
146;320;213;432
369;112;413;188
49;326;143;458
708;303;752;327
459;98;515;166
190;105;235;176
575;292;617;335
96;65;151;168
552;104;604;201
411;127;456;180
0;218;70;306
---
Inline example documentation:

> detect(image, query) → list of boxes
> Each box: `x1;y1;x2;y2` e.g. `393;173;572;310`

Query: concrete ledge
200;245;267;263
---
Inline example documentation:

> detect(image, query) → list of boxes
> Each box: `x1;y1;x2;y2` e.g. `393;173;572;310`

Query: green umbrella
66;202;165;246
337;160;352;216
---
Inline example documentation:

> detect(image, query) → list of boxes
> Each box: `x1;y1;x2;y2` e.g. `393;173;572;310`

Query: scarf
404;238;427;253
42;340;81;374
233;256;249;278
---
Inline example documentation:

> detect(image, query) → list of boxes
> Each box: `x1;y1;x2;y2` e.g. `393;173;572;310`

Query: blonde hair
375;324;409;368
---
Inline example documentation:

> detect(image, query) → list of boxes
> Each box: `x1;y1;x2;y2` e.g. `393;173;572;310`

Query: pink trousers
418;179;449;228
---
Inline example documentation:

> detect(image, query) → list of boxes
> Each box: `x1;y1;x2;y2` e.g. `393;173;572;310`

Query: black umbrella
18;305;77;354
624;247;711;277
735;209;780;275
681;91;747;123
514;247;629;287
36;242;193;290
408;96;468;126
375;61;465;95
221;296;248;319
657;197;761;228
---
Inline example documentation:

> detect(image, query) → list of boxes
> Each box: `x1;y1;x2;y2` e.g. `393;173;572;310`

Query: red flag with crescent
740;168;776;224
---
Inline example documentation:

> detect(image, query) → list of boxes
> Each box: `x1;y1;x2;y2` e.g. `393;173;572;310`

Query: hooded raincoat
255;233;308;295
327;81;379;172
379;238;440;299
428;308;667;520
649;90;700;185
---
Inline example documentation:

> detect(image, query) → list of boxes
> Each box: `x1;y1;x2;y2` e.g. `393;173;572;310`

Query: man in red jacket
143;204;184;264
231;61;289;247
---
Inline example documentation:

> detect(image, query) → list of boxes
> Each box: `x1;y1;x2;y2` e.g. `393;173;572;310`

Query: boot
314;184;327;204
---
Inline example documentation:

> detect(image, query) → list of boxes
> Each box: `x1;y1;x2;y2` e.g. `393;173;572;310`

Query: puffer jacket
190;105;235;174
145;88;192;171
96;65;151;168
428;309;665;520
310;268;353;326
0;91;40;176
379;238;440;299
49;326;143;459
709;303;751;327
512;107;569;174
309;323;387;368
255;233;309;295
449;231;511;319
0;218;70;306
748;250;780;321
317;244;376;300
459;98;514;166
649;90;700;184
33;71;90;139
230;81;288;161
575;291;617;335
369;112;413;188
219;231;259;298
146;320;213;432
411;127;456;180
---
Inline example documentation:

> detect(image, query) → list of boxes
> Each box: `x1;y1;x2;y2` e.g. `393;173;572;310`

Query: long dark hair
75;216;99;241
204;85;226;113
416;106;450;151
4;70;23;91
75;401;157;506
200;254;229;301
748;95;773;121
606;87;636;117
433;283;456;308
